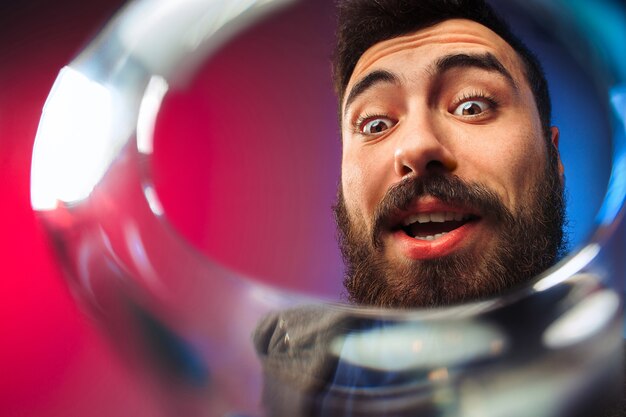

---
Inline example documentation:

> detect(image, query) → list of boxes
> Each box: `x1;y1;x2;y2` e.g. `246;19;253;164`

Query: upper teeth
402;211;469;226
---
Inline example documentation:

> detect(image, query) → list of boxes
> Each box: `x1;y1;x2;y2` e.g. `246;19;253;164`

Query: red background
0;1;343;415
1;1;623;416
0;1;164;416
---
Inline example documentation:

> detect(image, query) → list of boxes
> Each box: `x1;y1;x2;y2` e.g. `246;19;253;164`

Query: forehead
345;19;525;108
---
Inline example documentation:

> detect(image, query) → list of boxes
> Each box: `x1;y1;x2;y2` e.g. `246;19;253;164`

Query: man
332;0;566;308
254;1;622;416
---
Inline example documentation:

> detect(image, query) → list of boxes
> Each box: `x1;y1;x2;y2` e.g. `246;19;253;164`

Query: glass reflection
30;0;625;416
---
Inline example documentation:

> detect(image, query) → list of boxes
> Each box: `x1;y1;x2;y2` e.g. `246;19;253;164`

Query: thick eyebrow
433;52;518;90
342;53;517;118
343;69;400;116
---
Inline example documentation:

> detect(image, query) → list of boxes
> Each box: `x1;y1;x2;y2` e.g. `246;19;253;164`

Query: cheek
341;146;391;226
508;140;548;194
341;166;361;213
340;145;362;214
341;158;370;223
454;125;546;209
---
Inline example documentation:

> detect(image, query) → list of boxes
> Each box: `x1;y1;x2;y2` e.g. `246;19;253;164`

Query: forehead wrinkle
351;34;499;83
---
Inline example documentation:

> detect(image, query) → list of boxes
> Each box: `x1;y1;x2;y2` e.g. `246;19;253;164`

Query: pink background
0;1;163;415
0;1;343;415
1;1;623;415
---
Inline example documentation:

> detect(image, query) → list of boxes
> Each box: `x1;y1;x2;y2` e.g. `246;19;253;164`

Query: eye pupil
363;119;390;134
370;120;387;133
462;102;482;115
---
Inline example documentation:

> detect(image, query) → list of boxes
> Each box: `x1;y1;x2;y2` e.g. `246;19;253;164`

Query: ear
550;126;565;179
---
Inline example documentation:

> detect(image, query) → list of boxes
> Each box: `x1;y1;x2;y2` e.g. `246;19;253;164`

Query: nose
393;120;457;177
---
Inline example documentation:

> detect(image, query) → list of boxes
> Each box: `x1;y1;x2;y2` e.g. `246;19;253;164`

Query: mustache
371;174;513;248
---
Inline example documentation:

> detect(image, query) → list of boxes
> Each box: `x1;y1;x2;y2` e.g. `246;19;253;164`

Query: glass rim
30;0;626;315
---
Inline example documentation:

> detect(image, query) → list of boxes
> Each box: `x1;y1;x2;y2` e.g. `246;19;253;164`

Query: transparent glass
30;0;625;416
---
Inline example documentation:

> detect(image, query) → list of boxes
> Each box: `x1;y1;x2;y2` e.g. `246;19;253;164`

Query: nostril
398;159;446;178
394;147;457;177
425;160;446;171
399;164;413;177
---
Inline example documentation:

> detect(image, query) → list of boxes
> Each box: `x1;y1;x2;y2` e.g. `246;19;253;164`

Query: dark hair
332;0;552;138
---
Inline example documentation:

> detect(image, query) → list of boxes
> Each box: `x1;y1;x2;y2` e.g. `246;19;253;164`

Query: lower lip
391;221;478;260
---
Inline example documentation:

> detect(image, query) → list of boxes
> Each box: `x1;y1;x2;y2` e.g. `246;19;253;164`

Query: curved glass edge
30;0;296;211
515;0;626;229
30;0;625;307
597;84;626;225
28;0;625;414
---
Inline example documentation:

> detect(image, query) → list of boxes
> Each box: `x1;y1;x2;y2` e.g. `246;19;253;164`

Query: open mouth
399;211;478;241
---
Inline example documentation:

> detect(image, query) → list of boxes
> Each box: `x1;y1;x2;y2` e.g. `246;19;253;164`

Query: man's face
336;19;565;308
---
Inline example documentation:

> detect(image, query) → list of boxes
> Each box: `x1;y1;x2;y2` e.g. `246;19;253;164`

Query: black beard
333;157;566;309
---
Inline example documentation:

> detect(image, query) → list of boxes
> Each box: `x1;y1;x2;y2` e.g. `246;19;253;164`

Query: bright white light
532;243;600;292
143;184;164;216
31;67;113;210
543;289;620;349
137;75;169;154
330;321;505;371
117;0;295;80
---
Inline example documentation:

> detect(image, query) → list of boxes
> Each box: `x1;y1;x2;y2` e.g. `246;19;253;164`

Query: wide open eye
452;100;491;116
360;117;395;135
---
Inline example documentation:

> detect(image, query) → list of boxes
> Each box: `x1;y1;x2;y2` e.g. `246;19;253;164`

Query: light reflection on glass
532;244;600;292
543;289;620;348
143;185;165;216
31;67;113;209
137;76;169;155
330;321;506;372
29;0;625;415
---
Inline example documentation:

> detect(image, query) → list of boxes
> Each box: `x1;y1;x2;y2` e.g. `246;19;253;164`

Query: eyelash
351;90;500;133
451;90;500;111
353;112;394;134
